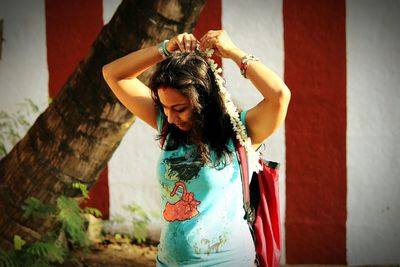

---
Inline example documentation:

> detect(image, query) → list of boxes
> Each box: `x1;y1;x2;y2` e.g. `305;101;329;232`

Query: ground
66;236;158;267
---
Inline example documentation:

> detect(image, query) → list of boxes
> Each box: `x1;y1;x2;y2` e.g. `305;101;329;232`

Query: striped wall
0;0;399;264
346;0;400;264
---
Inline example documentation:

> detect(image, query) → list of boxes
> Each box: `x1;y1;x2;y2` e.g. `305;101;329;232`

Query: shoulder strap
236;139;255;224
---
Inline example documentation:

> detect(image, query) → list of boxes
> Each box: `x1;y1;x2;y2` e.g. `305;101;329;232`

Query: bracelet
158;40;171;59
240;54;260;78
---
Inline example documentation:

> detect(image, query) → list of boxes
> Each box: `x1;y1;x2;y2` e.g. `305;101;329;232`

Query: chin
177;125;189;131
176;123;191;131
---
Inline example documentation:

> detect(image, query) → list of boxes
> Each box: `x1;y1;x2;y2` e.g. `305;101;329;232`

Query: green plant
0;98;41;159
0;182;101;266
102;202;159;245
101;214;126;236
124;203;151;244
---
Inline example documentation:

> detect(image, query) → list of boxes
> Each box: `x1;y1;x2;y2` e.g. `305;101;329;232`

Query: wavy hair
149;51;235;168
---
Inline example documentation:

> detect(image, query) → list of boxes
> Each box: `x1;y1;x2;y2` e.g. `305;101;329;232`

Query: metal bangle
240;54;260;78
162;40;171;57
158;40;170;59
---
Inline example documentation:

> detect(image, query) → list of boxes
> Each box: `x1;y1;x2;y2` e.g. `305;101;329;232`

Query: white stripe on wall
0;0;48;146
102;0;121;25
103;0;163;239
346;0;400;264
222;0;287;263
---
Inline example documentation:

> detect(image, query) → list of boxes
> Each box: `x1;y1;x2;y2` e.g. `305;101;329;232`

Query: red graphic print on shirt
163;182;201;222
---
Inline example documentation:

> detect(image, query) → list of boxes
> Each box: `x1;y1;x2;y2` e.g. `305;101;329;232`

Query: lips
174;122;187;129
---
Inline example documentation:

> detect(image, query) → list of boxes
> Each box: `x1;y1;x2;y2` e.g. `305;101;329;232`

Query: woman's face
158;86;194;131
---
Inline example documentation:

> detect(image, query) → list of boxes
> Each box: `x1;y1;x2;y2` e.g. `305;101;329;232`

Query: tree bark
0;0;206;249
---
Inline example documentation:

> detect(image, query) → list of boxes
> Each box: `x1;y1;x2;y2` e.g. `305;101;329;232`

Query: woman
103;30;290;267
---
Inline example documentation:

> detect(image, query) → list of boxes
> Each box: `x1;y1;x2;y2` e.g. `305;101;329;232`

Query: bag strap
236;139;255;224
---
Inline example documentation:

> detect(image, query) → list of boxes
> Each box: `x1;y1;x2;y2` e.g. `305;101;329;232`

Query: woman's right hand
165;32;198;53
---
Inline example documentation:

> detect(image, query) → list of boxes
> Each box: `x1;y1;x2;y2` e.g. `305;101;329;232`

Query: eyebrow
160;103;187;109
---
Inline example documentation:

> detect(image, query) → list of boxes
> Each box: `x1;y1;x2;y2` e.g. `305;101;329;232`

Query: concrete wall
346;0;400;264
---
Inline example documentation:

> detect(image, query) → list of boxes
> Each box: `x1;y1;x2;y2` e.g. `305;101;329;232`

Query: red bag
236;141;281;267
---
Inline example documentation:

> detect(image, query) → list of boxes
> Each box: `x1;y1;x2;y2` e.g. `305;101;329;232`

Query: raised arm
199;30;291;148
102;33;198;130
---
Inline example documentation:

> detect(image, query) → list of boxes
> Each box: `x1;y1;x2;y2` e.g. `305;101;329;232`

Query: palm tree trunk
0;0;206;249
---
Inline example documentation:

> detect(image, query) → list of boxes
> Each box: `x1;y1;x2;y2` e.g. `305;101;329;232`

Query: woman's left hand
199;30;240;58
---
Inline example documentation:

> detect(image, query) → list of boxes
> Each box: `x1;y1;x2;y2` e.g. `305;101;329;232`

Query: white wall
0;0;48;148
346;0;400;264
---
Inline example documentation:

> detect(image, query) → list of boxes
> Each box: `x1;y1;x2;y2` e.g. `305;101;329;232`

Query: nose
165;109;176;124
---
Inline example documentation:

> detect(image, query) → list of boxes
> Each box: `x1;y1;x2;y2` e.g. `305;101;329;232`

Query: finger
191;39;198;52
202;37;215;50
176;35;185;52
187;34;198;52
200;30;218;42
183;34;193;52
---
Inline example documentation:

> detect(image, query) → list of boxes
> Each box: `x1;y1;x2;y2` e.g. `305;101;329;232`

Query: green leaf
132;220;148;244
123;203;153;244
27;242;65;264
22;197;56;221
0;98;40;157
57;196;91;247
0;144;7;159
23;98;39;113
72;182;89;199
13;235;26;250
0;249;19;267
82;207;102;218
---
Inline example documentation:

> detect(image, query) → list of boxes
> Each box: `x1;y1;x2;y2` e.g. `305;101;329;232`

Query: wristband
158;40;171;59
240;54;260;78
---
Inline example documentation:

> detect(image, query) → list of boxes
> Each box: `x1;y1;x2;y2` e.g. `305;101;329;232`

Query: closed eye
163;106;187;113
174;107;187;112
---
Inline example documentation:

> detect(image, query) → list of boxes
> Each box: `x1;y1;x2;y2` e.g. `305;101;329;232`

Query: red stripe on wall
193;0;222;67
284;0;347;263
45;0;109;218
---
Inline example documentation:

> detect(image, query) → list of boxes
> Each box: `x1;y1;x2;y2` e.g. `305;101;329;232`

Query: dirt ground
71;242;157;267
67;243;398;267
65;235;398;267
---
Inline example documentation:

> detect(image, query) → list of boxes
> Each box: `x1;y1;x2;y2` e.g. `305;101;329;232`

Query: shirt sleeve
240;109;249;135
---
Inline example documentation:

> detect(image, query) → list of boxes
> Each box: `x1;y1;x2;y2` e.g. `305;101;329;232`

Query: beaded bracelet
158;40;171;59
240;54;260;78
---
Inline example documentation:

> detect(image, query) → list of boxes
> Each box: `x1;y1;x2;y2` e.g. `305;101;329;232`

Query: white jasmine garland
202;48;263;173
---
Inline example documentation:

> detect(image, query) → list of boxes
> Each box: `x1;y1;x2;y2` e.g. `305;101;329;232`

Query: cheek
181;110;194;122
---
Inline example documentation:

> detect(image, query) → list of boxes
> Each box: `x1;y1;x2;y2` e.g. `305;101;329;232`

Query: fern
82;207;102;218
102;214;126;235
2;181;101;266
72;182;89;199
21;197;56;222
0;98;40;159
0;250;19;267
124;203;151;244
131;220;148;244
27;242;65;264
57;196;91;247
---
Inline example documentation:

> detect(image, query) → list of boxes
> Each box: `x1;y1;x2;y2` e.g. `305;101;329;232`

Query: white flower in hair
202;48;263;173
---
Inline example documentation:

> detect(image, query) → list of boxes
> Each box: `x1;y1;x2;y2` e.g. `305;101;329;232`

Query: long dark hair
149;51;235;168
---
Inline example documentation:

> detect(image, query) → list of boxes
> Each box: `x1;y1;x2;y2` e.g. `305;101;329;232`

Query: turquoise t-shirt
155;111;255;267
